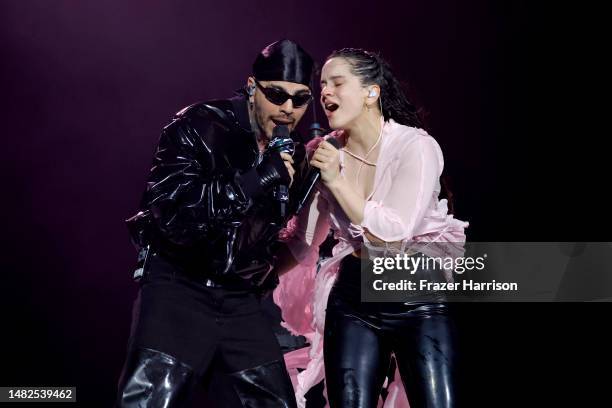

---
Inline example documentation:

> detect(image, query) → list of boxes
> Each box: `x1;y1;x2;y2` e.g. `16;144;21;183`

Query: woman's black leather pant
324;255;458;408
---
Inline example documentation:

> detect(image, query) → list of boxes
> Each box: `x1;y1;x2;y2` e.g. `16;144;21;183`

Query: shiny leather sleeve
144;117;254;247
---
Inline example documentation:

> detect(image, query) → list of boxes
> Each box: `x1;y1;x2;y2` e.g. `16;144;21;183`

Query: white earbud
248;85;256;96
369;89;377;97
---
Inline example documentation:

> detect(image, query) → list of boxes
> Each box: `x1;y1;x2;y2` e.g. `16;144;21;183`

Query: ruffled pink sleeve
352;134;443;242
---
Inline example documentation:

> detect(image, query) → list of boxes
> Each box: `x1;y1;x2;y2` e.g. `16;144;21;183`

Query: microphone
296;137;341;214
268;124;295;156
268;124;295;218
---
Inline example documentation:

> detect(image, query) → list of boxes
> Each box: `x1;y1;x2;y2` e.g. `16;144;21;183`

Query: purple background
1;1;607;406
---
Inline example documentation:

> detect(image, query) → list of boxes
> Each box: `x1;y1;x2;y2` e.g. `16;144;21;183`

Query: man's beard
250;114;263;138
250;103;296;148
249;105;269;151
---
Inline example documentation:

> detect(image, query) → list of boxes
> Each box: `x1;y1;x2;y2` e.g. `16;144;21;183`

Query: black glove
237;151;290;200
257;150;291;190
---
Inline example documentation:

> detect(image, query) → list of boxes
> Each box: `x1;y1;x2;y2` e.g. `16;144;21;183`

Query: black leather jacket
127;95;308;290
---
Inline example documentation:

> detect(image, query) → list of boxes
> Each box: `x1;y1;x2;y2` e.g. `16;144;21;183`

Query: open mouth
324;103;339;112
272;118;293;126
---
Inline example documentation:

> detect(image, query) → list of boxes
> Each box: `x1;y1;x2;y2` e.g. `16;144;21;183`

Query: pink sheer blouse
274;118;469;407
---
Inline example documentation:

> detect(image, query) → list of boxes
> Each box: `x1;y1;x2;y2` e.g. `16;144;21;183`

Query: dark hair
327;48;423;129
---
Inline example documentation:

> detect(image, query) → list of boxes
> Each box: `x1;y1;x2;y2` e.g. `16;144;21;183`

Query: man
115;39;315;407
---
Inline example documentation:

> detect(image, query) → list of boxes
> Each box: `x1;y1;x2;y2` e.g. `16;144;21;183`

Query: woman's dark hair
327;48;423;129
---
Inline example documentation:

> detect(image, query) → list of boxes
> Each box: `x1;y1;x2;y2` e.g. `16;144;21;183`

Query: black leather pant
115;253;297;407
324;255;458;408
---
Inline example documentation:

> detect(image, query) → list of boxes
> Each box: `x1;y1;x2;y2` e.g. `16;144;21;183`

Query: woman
274;48;468;408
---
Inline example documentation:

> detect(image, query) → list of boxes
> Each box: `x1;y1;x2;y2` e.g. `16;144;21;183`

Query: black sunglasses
255;81;312;108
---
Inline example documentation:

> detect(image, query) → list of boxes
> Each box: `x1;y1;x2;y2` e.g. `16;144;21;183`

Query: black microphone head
272;124;289;139
326;136;341;149
268;124;295;155
309;122;326;139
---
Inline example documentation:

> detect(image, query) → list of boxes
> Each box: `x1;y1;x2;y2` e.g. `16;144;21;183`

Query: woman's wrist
324;175;344;192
